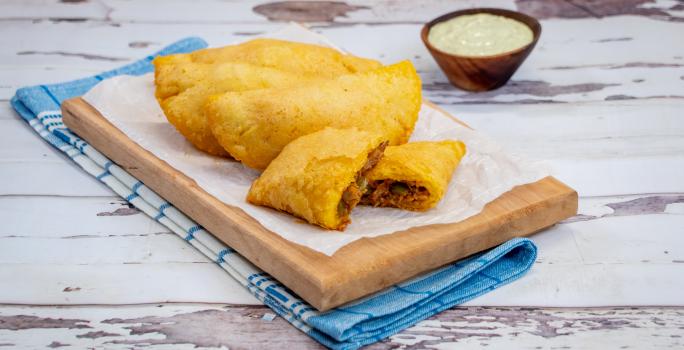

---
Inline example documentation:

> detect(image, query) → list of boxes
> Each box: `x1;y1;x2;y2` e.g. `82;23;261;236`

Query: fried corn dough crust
206;61;421;170
361;141;466;211
247;127;386;230
153;38;382;100
159;62;320;156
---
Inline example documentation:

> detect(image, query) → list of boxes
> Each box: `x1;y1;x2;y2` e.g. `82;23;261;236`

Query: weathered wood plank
0;192;681;306
8;249;679;307
0;304;681;349
8;98;684;166
0;103;19;120
440;99;684;196
0;119;73;162
1;0;682;347
0;161;112;197
0;235;206;265
0;196;163;238
0;0;503;23
0;112;114;197
384;306;684;349
550;157;684;197
2;0;682;24
4;98;684;196
1;15;682;103
5;192;681;238
447;99;684;160
0;0;107;21
0;66;104;100
0;22;281;71
473;196;684;307
0;263;258;306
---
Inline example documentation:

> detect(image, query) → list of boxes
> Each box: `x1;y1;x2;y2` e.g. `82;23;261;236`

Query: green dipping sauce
428;13;533;57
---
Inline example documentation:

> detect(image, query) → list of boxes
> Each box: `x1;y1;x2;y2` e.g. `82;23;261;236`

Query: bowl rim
421;7;542;60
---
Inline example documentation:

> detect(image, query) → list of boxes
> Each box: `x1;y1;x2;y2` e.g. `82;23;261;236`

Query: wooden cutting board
62;97;578;311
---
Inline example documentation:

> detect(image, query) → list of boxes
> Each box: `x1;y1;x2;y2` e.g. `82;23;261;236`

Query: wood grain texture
1;12;683;104
62;97;577;311
0;193;681;307
2;0;683;347
2;0;681;24
0;118;113;196
0;194;684;307
0;304;681;349
5;98;684;197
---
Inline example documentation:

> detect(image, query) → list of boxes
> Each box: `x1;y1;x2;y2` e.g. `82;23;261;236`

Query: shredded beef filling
361;180;430;208
337;141;388;226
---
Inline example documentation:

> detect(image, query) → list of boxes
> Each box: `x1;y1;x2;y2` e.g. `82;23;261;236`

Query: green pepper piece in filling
390;182;409;195
356;176;368;194
337;201;348;217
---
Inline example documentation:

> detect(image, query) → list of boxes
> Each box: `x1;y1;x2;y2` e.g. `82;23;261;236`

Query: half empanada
360;141;466;211
206;61;421;170
247;127;387;230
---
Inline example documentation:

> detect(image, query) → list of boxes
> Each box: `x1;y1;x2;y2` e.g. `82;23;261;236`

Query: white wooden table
1;0;683;348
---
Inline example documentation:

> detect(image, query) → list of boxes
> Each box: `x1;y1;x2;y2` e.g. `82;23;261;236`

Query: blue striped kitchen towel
12;37;537;350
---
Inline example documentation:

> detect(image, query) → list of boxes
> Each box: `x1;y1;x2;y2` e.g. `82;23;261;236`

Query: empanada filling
337;142;388;227
361;180;430;209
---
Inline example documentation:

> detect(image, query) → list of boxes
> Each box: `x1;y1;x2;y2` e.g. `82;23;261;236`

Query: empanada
154;38;382;100
247;127;388;230
159;62;320;156
360;141;466;211
206;61;421;170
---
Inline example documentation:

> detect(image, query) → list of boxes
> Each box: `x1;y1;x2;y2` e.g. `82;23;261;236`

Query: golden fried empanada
247;128;387;230
360;141;466;211
159;62;320;156
153;38;381;100
206;61;421;170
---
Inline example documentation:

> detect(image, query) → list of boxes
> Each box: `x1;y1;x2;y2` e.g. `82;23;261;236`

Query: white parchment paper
82;24;549;255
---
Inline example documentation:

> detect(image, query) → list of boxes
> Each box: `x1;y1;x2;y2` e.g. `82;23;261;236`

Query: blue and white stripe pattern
11;37;538;350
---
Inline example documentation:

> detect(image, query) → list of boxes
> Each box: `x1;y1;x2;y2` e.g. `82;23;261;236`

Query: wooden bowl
421;8;541;92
